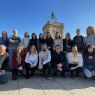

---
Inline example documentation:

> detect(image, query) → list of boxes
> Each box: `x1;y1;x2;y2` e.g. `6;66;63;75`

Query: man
73;29;85;52
9;28;21;70
0;45;9;84
0;31;9;49
51;45;67;77
38;43;51;78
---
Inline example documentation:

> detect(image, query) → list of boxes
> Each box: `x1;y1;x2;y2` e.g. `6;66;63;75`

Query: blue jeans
84;67;95;78
8;48;15;70
0;74;8;84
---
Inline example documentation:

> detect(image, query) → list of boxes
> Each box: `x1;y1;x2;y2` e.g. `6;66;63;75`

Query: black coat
51;51;66;66
63;39;73;52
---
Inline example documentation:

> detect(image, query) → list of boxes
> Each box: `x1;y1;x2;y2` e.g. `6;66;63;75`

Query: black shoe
25;75;30;79
61;73;66;78
70;74;74;78
31;73;34;76
75;73;79;77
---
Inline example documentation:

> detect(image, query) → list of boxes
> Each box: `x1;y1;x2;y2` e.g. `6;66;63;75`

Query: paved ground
0;72;95;95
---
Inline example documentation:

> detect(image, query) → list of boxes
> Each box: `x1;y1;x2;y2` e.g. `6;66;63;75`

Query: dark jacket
73;35;85;50
51;51;66;65
46;38;53;51
37;38;46;52
0;53;9;70
28;38;37;48
63;39;73;52
0;37;9;48
83;52;95;70
12;52;25;69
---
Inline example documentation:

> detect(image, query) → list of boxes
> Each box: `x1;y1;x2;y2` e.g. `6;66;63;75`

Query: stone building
43;12;64;39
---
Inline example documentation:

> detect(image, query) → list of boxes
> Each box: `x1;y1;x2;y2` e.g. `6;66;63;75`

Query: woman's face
72;47;77;53
56;33;60;37
88;46;93;53
41;34;45;39
16;47;23;54
87;27;94;35
65;34;70;40
32;34;36;39
30;46;36;53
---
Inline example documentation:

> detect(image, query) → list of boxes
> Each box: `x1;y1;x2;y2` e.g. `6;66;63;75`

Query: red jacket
12;52;25;69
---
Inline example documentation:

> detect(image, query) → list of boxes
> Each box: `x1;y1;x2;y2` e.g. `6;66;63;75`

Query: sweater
67;52;83;67
22;38;30;48
12;52;25;69
39;50;51;65
25;52;38;67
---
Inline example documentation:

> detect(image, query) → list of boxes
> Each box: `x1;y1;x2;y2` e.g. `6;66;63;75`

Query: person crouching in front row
25;45;38;79
0;45;9;84
12;44;25;80
51;45;67;77
83;45;95;79
38;43;51;79
66;45;83;78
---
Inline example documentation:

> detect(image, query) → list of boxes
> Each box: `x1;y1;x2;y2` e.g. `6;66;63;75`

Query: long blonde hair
29;45;37;55
86;26;95;36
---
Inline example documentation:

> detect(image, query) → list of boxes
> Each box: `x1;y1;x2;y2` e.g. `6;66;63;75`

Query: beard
42;49;46;51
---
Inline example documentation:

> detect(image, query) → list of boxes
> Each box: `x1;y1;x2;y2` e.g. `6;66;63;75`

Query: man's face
2;32;7;38
47;32;51;37
13;30;17;36
0;46;6;56
76;30;80;35
42;45;47;51
55;46;61;53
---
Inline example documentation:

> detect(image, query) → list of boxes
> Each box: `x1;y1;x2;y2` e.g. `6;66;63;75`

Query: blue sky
0;0;95;38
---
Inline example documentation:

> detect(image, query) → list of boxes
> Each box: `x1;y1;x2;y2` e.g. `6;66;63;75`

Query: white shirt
85;34;95;46
25;52;38;67
66;52;83;67
39;50;51;65
22;38;30;48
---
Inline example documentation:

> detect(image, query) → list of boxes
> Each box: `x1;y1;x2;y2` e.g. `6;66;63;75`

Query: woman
0;45;9;84
46;32;53;52
54;32;63;51
85;26;95;46
25;45;38;79
63;33;73;52
83;45;95;79
12;44;25;80
28;33;37;49
66;46;83;78
37;33;46;52
0;31;9;51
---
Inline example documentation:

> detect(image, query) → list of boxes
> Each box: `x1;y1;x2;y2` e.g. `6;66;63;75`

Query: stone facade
43;21;64;39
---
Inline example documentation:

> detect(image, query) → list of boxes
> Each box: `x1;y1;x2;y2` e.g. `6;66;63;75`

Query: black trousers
51;62;68;76
25;63;37;77
41;63;51;77
12;69;24;80
69;64;82;77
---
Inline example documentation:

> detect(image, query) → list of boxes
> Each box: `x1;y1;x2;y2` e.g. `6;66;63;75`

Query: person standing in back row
73;29;85;52
9;28;21;70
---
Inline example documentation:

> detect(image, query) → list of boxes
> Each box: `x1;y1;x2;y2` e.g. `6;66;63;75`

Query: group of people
0;26;95;84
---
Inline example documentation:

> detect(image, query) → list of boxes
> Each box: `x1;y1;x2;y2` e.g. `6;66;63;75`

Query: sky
0;0;95;38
